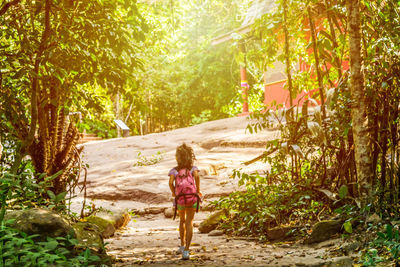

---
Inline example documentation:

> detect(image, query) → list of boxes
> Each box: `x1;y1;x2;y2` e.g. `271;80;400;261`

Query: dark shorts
177;202;198;211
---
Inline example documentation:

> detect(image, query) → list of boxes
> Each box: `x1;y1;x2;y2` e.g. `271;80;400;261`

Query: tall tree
347;0;373;198
0;0;146;193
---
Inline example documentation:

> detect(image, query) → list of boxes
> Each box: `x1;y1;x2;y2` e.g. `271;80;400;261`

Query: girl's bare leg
184;208;195;250
178;210;186;246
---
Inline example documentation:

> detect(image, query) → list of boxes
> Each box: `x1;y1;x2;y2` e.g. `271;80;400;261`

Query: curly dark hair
176;143;196;170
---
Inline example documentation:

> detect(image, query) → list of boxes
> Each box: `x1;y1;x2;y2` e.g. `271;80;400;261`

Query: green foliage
0;168;108;266
190;110;212;126
0;167;70;215
0;223;102;267
133;151;165;167
123;0;250;133
339;185;348;199
213;74;356;238
222;83;266;116
362;248;384;266
361;224;400;266
0;0;147;178
77;119;117;139
213;170;327;237
343;221;352;234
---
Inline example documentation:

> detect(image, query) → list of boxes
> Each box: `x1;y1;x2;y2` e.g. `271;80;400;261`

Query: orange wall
264;81;319;108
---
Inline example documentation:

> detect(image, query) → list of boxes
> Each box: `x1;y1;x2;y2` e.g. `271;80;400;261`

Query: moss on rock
85;216;115;238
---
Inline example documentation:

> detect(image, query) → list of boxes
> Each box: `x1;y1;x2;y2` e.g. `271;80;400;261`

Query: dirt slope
72;116;279;212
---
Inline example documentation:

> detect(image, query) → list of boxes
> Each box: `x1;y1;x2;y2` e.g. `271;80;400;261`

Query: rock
201;203;215;212
366;213;382;224
198;210;226;233
72;222;112;266
72;222;103;252
164;207;174;218
144;207;166;215
137;209;146;215
266;226;298;241
4;208;74;240
199;139;222;150
315;238;341;249
293;256;327;266
95;210;131;230
341;241;361;255
198;168;209;176
328;256;353;267
208;230;224;236
306;220;342;244
85;216;116;238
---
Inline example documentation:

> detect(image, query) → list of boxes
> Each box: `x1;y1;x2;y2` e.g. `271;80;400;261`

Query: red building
212;0;348;113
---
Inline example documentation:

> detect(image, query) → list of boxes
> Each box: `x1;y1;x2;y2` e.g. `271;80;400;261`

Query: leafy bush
0;169;108;266
214;94;354;238
213;170;328;238
0;222;103;267
361;224;400;266
0;168;67;212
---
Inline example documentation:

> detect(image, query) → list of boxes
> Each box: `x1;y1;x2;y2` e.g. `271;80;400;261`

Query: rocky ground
106;213;356;267
73;116;357;266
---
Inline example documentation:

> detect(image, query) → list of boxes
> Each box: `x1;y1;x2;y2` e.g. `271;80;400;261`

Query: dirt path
106;213;349;267
73;117;353;266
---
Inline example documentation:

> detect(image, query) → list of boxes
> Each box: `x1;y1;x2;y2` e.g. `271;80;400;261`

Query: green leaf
386;224;393;239
56;192;67;202
47;190;56;200
44;240;58;250
338;185;348;199
343;221;352;233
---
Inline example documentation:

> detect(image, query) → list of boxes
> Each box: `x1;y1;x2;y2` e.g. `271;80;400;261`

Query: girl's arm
169;175;176;197
193;170;201;195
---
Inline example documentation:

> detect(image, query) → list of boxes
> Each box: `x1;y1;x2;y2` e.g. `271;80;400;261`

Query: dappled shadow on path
106;214;333;267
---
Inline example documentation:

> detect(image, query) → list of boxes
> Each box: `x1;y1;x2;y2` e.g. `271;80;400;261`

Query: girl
168;143;201;260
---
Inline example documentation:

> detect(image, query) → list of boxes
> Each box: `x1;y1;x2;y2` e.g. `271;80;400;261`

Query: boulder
198;210;226;233
95;210;131;230
266;226;298;241
306;220;342;244
164;207;174;218
4;208;74;239
328;256;353;267
208;230;224;236
85;216;116;238
72;222;103;251
72;222;112;266
144;207;165;215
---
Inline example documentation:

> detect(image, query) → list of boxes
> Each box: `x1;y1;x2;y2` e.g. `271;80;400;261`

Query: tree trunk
283;0;294;110
115;88;121;137
347;0;373;200
307;6;326;120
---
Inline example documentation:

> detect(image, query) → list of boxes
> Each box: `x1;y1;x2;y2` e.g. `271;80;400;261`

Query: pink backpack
173;168;200;219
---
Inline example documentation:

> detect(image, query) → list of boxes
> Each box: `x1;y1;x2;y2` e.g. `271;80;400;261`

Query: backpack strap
173;199;177;220
172;193;201;220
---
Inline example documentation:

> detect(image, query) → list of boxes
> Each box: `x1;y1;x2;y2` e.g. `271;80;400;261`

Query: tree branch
11;0;52;173
0;0;21;16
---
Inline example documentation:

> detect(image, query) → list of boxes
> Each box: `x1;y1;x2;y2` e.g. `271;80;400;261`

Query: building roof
212;0;277;46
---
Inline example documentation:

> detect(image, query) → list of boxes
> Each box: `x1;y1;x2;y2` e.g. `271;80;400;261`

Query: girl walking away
168;143;201;260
